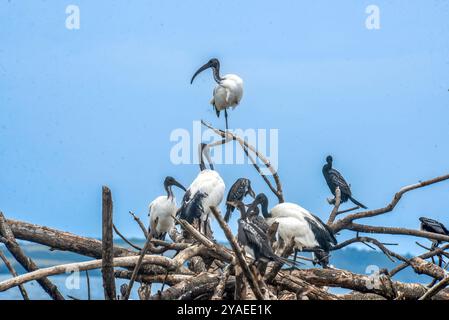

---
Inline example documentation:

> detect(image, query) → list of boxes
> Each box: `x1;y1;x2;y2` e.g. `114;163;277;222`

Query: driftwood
0;249;29;300
1;123;449;300
0;212;64;300
101;186;116;300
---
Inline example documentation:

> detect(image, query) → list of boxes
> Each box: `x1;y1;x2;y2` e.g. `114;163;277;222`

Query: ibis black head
248;193;269;218
326;155;333;164
164;176;186;192
191;58;221;84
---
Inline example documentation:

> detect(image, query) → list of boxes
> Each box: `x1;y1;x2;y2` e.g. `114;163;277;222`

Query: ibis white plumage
191;58;243;130
249;193;337;267
148;176;186;240
178;144;225;235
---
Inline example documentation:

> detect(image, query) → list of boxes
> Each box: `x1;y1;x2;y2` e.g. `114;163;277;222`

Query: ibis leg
224;109;229;131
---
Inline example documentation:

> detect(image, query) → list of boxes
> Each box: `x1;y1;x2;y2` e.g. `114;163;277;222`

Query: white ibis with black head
178;144;225;235
249;193;337;267
191;58;243;130
322;155;367;209
148;176;186;240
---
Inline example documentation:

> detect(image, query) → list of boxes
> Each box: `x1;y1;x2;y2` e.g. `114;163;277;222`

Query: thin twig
129;211;149;239
0;212;64;300
113;224;142;251
209;206;265;300
122;236;152;300
0;249;29;300
332;173;449;232
85;270;91;300
202;120;284;203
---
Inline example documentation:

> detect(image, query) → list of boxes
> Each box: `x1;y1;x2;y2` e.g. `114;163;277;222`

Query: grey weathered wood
0;249;29;300
0;211;64;300
101;186;116;300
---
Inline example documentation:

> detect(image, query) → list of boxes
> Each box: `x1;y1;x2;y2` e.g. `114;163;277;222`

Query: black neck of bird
165;184;173;199
236;203;247;219
198;144;206;171
260;199;269;218
212;66;222;84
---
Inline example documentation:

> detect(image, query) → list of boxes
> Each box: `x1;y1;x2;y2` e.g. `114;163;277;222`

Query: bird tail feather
224;206;233;223
349;196;367;209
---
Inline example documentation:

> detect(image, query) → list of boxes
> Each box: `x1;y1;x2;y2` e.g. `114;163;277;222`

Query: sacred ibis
178;144;225;235
228;200;298;268
419;217;449;248
322;155;367;209
190;58;243;130
249;193;337;267
224;178;255;222
148;176;186;240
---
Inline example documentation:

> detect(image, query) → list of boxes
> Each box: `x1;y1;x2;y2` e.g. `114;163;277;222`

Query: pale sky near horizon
1;1;448;255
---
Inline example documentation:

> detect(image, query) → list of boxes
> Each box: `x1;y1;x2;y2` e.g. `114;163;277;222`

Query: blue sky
1;0;448;254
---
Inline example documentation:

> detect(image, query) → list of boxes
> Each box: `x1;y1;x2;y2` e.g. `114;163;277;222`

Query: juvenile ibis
191;58;243;130
322;155;367;209
148;176;186;240
224;178;255;222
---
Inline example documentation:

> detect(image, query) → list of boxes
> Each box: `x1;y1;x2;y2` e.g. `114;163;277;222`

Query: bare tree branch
0;212;64;300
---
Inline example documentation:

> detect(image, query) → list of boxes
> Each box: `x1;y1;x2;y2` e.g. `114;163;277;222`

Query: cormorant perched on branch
229;200;298;268
419;217;449;248
322;155;367;209
224;178;255;222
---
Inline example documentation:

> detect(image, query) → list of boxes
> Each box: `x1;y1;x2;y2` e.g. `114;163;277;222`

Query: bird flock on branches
147;58;449;279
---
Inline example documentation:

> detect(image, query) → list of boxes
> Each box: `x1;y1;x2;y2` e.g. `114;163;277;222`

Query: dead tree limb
332;173;449;232
210;206;265;300
129;211;149;239
419;276;449;300
0;212;64;300
343;223;449;243
0;249;29;300
327;186;341;225
113;224;141;251
0;254;176;292
114;270;193;286
102;186;116;300
291;268;449;300
390;244;449;277
85;270;91;300
201;120;284;203
211;265;231;300
122;236;152;300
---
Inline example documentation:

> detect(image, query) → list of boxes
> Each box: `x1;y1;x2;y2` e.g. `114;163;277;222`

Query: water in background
0;274;162;300
0;240;430;300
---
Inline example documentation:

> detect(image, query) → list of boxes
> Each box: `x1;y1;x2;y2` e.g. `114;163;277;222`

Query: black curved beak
190;61;214;84
172;179;187;192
